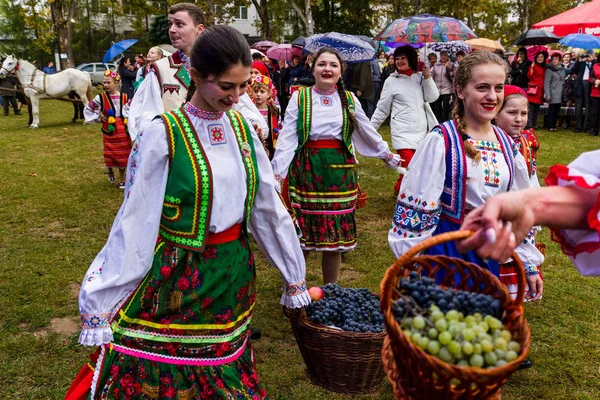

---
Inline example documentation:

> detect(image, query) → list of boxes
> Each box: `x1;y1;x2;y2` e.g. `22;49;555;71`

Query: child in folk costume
388;52;544;300
251;74;280;158
83;70;132;189
494;85;543;300
271;48;401;284
68;26;309;399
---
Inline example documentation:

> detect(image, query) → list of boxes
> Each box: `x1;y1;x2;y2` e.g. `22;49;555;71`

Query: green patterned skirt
288;143;358;251
90;236;267;399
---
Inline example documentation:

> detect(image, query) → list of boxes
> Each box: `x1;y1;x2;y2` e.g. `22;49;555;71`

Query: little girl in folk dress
84;70;132;189
251;74;280;158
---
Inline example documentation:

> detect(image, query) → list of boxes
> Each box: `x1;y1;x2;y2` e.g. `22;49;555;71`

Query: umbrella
429;40;470;53
513;29;560;46
292;37;306;49
250;40;277;52
465;38;504;52
103;39;138;63
266;44;303;61
304;32;375;62
385;41;425;49
559;33;600;50
374;13;477;44
353;35;378;50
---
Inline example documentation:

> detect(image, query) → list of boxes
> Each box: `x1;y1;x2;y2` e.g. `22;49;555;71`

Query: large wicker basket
380;231;531;399
283;306;386;394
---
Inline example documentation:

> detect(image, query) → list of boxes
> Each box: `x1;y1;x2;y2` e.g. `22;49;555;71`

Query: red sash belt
206;223;242;245
305;139;343;149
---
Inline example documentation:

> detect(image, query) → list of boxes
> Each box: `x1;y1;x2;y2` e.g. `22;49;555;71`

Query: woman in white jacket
371;45;439;193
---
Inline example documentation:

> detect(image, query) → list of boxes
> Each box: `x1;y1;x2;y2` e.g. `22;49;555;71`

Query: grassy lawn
0;100;599;399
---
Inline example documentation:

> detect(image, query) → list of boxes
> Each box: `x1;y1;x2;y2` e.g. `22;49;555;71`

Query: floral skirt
89;236;267;399
288;143;358;251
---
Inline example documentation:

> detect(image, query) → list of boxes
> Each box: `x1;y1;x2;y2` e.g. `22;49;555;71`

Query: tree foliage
149;13;170;45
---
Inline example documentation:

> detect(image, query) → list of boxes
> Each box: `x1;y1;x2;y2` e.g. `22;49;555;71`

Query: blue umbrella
304;32;375;62
559;33;600;50
103;39;139;63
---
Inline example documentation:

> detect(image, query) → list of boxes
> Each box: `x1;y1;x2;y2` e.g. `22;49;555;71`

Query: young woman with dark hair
69;25;309;399
587;52;600;136
389;51;544;299
526;51;548;129
271;47;401;284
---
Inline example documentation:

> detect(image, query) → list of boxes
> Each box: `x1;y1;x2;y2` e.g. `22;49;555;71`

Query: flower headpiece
251;75;277;98
104;69;121;82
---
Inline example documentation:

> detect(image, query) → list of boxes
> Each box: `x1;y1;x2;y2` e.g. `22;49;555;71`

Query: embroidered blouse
271;88;394;179
78;107;310;346
388;127;544;269
546;150;600;276
84;93;126;122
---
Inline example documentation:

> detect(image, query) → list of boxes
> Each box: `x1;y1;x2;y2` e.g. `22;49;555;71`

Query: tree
149;14;170;45
290;0;314;36
48;0;78;68
251;0;288;40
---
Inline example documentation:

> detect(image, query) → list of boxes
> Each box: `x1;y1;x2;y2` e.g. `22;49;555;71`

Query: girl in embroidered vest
388;51;544;300
494;85;544;300
251;74;280;159
83;70;132;189
271;48;401;284
69;25;310;400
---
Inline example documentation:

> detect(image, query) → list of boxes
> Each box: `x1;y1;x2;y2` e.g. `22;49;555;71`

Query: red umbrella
266;44;302;61
250;40;277;52
533;0;600;36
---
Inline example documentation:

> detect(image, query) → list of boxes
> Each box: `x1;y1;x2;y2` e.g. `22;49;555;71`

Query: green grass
0;101;599;399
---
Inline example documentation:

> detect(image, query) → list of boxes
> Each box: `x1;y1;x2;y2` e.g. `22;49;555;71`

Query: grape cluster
393;272;521;368
305;284;384;333
396;271;502;319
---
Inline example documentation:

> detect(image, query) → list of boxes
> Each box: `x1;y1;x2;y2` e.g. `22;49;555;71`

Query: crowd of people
0;2;585;398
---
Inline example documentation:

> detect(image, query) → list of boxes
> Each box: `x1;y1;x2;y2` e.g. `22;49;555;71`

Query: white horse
0;54;93;128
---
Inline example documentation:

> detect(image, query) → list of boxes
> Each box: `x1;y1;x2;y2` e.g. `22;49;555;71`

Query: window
96;64;107;72
80;65;94;72
236;6;248;20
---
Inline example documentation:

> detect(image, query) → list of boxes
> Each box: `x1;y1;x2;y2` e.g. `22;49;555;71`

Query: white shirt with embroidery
83;93;124;123
388;130;544;268
271;88;394;179
78;106;310;346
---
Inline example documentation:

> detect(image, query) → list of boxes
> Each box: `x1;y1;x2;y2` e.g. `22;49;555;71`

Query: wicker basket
356;184;368;209
535;242;546;257
380;231;531;400
283;306;386;394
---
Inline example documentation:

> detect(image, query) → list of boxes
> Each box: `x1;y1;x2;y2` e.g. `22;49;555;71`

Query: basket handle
380;230;526;310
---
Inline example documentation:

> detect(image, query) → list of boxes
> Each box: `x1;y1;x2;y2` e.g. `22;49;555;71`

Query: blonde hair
452;51;506;163
149;46;164;59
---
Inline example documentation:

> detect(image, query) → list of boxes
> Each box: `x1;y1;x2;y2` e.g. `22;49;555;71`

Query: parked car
76;62;117;86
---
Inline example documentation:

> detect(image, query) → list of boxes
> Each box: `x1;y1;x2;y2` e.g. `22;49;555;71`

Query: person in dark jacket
352;61;373;113
544;52;566;131
570;51;594;132
117;56;137;98
287;55;307;87
273;59;289;115
0;75;21;116
510;47;531;90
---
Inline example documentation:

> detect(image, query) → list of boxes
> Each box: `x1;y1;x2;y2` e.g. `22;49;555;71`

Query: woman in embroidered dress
84;70;132;190
370;45;439;194
271;48;402;284
388;51;544;299
69;25;310;400
457;150;600;277
494;85;544;300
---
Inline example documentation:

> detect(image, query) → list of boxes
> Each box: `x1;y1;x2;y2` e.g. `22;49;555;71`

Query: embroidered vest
152;52;191;112
99;92;128;135
296;87;355;154
435;120;516;225
158;107;259;251
519;129;540;178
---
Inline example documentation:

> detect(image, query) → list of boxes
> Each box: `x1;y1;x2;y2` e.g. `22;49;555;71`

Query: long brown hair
311;48;358;130
452;51;506;163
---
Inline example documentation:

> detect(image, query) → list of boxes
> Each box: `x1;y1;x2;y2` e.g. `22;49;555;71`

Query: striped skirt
103;119;132;169
288;139;358;251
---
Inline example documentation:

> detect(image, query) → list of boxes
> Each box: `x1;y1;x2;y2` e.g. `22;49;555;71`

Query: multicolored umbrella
304;32;375;62
266;44;303;61
374;14;477;44
250;40;278;52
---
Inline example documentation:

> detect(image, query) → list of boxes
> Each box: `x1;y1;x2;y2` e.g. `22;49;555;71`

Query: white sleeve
271;91;300;179
422;75;440;103
511;152;544;267
83;94;102;123
388;131;446;258
127;71;164;141
350;92;393;159
370;78;393;130
247;121;310;308
78;119;169;346
234;93;269;138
